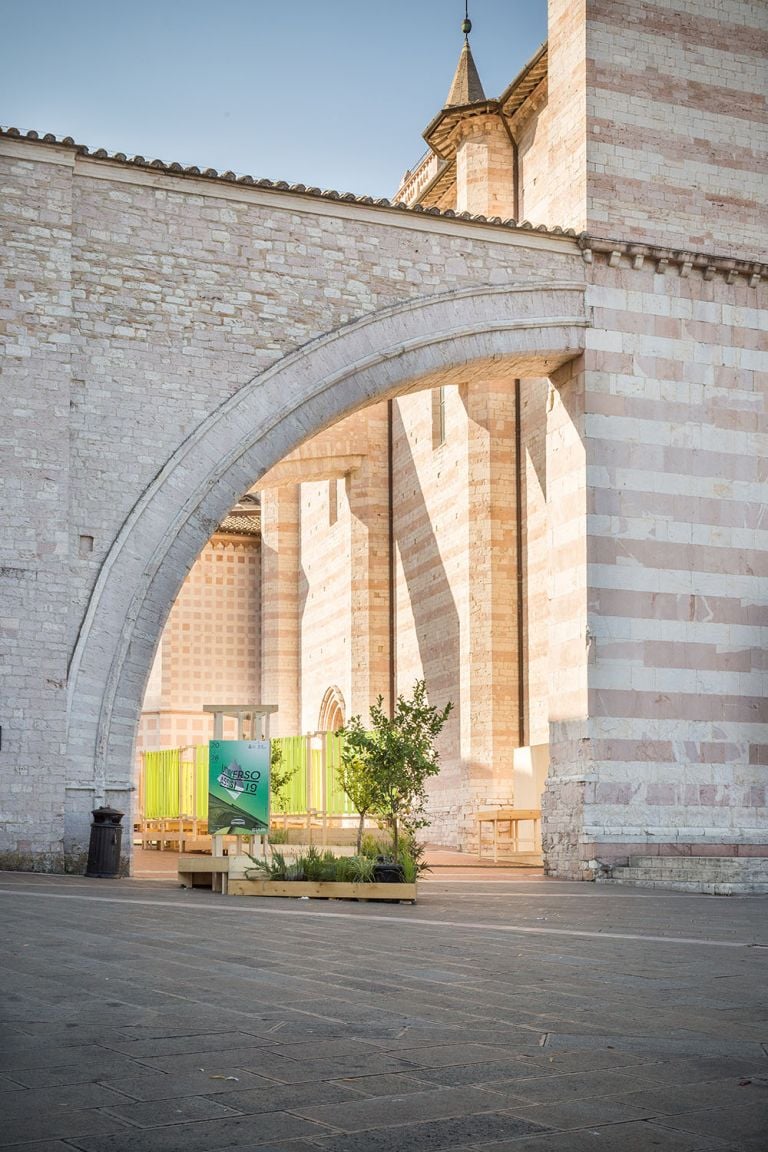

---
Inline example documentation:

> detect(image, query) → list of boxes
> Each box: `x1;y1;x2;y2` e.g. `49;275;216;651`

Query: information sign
208;740;270;835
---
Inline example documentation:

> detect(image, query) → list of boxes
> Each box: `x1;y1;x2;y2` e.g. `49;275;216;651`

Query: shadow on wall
391;403;462;775
521;376;550;746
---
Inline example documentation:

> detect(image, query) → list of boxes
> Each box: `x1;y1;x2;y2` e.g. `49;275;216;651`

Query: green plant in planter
333;856;356;882
398;851;418;884
347;854;376;883
398;834;430;881
246;849;289;880
245;848;386;885
360;833;384;859
299;846;338;882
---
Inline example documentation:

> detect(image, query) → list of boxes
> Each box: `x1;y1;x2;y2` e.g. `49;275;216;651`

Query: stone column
348;405;391;719
260;486;300;736
461;379;519;838
540;358;591;878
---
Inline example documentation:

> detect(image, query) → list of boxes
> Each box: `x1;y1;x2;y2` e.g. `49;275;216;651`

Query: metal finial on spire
444;2;485;107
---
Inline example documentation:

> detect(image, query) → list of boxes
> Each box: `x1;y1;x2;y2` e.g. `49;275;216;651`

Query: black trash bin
85;806;124;878
373;857;406;884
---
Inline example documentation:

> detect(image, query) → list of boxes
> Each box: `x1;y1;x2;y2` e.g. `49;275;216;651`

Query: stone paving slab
207;1079;367;1115
4;1144;92;1152
100;1031;276;1059
0;1083;131;1115
628;1054;768;1085
308;1112;550;1151
649;1102;768;1142
0;1107;131;1148
4;1051;163;1089
456;1120;731;1150
66;1112;332;1152
482;1067;644;1104
292;1085;520;1131
105;1095;243;1128
396;1057;557;1087
0;872;765;1151
609;1075;768;1117
94;1068;273;1101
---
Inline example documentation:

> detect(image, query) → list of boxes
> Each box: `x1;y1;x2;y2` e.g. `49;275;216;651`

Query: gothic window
318;685;345;732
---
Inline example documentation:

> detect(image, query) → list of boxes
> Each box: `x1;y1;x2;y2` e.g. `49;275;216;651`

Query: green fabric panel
195;745;209;819
141;735;361;821
325;733;355;814
143;748;182;819
272;736;307;811
180;756;194;817
309;743;322;811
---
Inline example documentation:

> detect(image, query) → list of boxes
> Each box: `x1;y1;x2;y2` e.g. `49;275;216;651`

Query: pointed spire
445;7;486;107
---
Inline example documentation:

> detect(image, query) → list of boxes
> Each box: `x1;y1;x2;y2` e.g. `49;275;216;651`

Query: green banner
208;740;270;835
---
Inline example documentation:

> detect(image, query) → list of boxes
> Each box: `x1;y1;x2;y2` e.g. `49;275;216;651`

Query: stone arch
318;687;346;733
65;282;587;805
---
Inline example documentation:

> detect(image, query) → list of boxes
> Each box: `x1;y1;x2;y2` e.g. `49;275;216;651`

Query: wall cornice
580;234;765;288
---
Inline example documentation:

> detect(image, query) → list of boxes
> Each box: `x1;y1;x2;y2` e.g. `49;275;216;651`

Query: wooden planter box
227;878;417;902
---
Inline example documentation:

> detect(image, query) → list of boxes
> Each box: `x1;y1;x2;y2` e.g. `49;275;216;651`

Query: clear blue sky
1;1;547;197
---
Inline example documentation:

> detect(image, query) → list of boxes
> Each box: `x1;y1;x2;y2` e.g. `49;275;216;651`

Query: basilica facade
2;1;766;886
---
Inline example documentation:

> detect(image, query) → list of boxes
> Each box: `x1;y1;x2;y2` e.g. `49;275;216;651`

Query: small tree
336;751;379;855
340;680;452;858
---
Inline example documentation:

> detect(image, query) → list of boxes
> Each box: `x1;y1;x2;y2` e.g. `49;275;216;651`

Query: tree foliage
338;680;452;856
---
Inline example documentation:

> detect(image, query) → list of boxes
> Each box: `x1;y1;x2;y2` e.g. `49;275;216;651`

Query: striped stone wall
584;0;768;254
260;487;301;737
542;254;767;876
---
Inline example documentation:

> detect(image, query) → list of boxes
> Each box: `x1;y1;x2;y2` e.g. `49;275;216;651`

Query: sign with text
208;740;270;835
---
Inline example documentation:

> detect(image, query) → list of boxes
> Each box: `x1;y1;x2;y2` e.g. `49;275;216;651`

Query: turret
423;11;516;218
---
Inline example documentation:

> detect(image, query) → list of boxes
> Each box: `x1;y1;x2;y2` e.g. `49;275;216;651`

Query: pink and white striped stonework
0;1;765;885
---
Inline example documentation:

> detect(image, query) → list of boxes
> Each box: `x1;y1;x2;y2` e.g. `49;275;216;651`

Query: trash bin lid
91;805;124;824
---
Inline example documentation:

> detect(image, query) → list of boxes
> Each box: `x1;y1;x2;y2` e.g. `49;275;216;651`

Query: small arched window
318;686;345;732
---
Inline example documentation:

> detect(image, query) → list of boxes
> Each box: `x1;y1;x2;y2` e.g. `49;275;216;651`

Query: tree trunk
356;810;366;855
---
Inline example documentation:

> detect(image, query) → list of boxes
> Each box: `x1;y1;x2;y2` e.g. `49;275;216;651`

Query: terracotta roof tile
0;125;579;239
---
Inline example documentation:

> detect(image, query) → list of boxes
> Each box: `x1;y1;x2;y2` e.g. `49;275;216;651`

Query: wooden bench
476;808;542;861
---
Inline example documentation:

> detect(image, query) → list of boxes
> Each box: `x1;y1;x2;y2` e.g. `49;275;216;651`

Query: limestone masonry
1;0;766;886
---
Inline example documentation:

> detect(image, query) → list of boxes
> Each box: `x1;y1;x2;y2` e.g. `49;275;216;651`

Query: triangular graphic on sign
218;760;245;803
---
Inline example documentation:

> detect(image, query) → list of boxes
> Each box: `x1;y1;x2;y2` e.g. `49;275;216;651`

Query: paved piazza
0;872;765;1151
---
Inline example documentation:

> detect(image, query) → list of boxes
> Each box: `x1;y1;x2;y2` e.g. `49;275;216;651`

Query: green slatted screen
142;748;182;818
325;732;357;814
141;735;353;820
274;736;308;812
194;745;210;819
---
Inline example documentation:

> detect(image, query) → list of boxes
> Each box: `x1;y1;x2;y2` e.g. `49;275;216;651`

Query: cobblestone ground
0;871;766;1152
